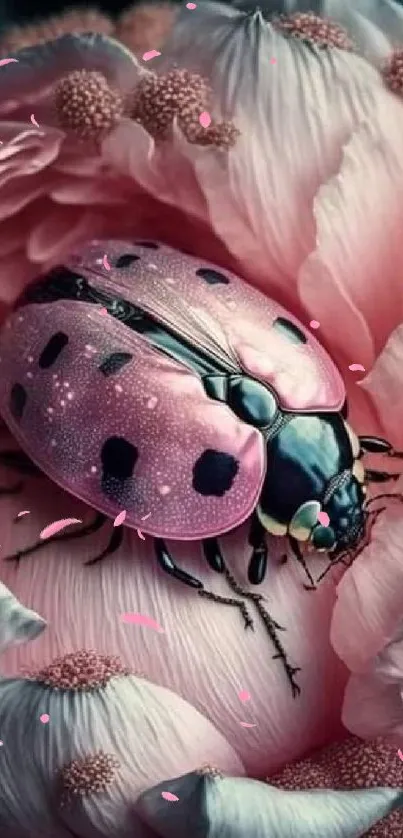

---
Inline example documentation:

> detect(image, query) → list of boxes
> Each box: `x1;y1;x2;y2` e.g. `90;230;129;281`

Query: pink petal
299;117;403;367
40;518;82;539
50;178;129;206
27;205;99;263
0;58;18;66
161;791;179;802
360;324;403;445
341;660;403;743
0;33;142;116
331;506;403;672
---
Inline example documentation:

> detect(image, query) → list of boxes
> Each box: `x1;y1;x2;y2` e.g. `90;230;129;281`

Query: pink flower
0;26;234;308
1;1;403;836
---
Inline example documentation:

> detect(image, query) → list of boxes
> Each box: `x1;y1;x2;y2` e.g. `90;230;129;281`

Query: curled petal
0;581;46;654
342;665;403;743
360;324;403;445
0;33;144;118
0;656;243;836
331;506;403;673
298;115;403;368
136;768;403;837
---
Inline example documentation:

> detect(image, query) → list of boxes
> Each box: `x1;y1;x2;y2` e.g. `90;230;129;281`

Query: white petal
0;669;244;836
0;581;46;654
136;769;403;838
137;2;403;312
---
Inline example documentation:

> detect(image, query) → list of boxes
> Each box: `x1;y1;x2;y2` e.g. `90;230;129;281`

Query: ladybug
0;239;400;695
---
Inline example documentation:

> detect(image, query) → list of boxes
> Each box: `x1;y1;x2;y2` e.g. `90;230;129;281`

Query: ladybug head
316;467;367;557
283;468;367;558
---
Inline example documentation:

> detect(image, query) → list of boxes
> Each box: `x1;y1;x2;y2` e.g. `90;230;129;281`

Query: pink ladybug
0;239;400;696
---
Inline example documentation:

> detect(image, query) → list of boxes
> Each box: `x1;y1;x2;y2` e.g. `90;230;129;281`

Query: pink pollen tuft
54;69;124;142
60;751;120;801
273;12;355;52
32;649;131;691
383;50;403;96
127;67;239;149
195;764;224;778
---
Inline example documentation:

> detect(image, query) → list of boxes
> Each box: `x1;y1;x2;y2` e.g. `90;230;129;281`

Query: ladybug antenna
315;552;350;585
364;492;403;510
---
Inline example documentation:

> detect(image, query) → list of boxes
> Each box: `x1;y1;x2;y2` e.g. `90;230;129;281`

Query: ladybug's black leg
247;513;268;585
0;449;42;476
85;525;125;566
4;512;107;563
365;469;400;483
0;481;24;496
202;538;225;573
288;536;316;590
155;538;254;630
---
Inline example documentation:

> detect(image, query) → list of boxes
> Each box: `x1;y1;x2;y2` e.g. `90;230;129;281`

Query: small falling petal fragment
186;2;197;7
98;307;108;315
136;528;145;541
398;749;403;761
318;511;330;527
349;364;366;372
270;57;277;64
103;254;111;271
141;512;151;521
30;114;40;128
310;320;320;329
40;517;82;539
120;612;165;633
161;791;179;802
40;713;50;724
113;510;126;527
0;58;18;65
240;722;257;728
0;740;3;746
17;510;30;518
238;690;251;703
199;110;211;128
142;49;161;61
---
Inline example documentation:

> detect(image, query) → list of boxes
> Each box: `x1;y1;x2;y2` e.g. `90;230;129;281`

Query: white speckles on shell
0;237;345;540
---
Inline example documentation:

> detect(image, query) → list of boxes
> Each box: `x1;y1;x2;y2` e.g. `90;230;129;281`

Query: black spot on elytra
115;254;141;269
101;437;138;482
272;317;307;345
9;383;27;420
134;241;159;249
38;332;69;368
192;449;239;497
98;352;133;377
196;268;230;286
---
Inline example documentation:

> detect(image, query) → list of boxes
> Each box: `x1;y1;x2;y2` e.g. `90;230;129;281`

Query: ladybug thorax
256;412;366;552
